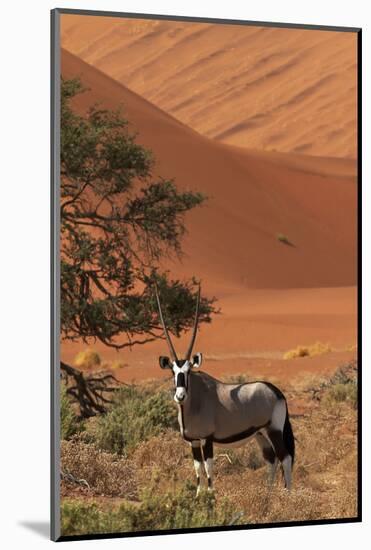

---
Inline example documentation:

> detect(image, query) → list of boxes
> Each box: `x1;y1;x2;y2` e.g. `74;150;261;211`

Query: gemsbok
155;284;295;495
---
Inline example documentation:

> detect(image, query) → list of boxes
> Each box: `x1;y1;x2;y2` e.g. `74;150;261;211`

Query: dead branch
61;361;122;418
215;453;233;464
61;469;91;491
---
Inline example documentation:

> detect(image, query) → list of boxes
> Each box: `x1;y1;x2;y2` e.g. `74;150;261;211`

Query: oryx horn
185;284;201;361
154;283;178;362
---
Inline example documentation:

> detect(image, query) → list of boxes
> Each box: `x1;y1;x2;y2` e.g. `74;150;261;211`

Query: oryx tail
283;403;295;464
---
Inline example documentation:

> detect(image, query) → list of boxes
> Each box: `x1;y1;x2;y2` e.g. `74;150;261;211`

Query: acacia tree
60;78;216;415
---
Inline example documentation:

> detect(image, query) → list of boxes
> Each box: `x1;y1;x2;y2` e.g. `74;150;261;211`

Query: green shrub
324;381;357;408
320;363;357;409
61;384;83;440
89;386;178;454
123;482;238;531
61;483;239;536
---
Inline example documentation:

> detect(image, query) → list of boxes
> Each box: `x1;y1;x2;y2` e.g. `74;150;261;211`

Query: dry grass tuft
284;342;332;360
74;349;101;370
276;233;292;245
110;360;128;370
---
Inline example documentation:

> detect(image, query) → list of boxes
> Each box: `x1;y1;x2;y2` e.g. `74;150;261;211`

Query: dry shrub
132;430;193;491
74;349;101;370
132;429;186;470
218;481;321;523
61;438;137;499
214;443;265;476
284;342;331;360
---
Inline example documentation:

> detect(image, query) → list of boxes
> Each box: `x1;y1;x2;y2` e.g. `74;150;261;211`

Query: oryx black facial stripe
176;372;186;388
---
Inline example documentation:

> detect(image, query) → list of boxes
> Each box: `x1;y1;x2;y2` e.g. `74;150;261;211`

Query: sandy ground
61;286;357;390
60;15;357;158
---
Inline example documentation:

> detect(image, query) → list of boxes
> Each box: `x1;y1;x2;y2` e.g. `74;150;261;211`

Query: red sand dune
60;50;357;378
61;15;357;158
61;49;356;292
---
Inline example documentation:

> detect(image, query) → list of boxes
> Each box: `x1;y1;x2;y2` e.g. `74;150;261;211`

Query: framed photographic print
51;8;361;542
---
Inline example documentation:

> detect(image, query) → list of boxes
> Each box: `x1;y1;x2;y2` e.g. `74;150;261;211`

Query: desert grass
74;349;101;370
276;233;292;245
60;363;358;535
284;342;332;359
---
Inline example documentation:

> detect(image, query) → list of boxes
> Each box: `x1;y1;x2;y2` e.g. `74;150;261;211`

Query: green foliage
60;384;83;440
61;483;239;536
88;386;178;454
60;77;216;350
61;501;103;537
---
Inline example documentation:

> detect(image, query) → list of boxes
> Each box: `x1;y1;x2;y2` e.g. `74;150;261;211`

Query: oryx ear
192;353;202;368
159;356;172;369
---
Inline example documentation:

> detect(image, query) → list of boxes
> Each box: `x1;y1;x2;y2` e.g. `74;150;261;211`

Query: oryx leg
265;428;292;490
255;432;278;485
191;441;202;496
202;438;214;492
263;400;293;490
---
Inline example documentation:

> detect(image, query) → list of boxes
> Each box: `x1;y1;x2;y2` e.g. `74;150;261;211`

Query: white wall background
0;0;368;548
